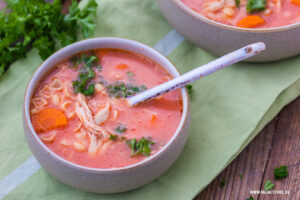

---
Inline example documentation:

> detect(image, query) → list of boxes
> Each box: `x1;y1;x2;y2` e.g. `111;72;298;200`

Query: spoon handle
127;42;266;106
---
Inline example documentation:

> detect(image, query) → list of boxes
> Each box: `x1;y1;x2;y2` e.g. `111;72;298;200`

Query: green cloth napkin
1;0;300;199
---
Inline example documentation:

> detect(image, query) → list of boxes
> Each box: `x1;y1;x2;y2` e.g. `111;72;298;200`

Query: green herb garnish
239;173;243;180
0;0;98;77
246;0;266;13
127;71;134;77
109;134;118;141
274;165;288;179
220;178;226;188
246;196;254;200
264;180;274;191
186;84;193;95
126;137;154;156
115;125;127;133
235;0;240;7
106;81;147;98
72;53;100;96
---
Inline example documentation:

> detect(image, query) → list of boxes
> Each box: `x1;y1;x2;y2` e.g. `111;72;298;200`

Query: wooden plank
259;98;300;200
195;119;277;200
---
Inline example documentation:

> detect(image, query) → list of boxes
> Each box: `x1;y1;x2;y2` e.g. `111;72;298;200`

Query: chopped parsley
72;53;101;96
109;134;118;141
186;84;193;95
127;71;134;77
115;124;127;133
106;81;147;98
264;180;274;191
126;137;154;156
220;178;226;188
274;165;288;179
0;0;98;77
239;173;243;180
247;0;266;13
246;196;254;200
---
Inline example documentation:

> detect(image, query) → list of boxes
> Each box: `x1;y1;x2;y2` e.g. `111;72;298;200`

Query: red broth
30;49;183;169
181;0;300;28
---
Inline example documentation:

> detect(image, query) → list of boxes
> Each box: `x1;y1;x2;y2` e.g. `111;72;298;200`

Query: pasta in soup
181;0;300;28
30;49;183;169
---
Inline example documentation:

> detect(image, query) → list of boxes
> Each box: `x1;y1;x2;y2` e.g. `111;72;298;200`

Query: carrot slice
116;64;128;69
237;15;265;28
32;108;67;132
291;0;300;5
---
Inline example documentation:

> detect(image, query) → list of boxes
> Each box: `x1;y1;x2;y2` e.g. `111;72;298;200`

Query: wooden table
195;97;300;200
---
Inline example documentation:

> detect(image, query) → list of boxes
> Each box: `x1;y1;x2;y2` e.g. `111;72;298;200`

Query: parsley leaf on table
220;178;226;188
264;180;274;191
246;196;254;200
274;165;288;179
0;0;98;77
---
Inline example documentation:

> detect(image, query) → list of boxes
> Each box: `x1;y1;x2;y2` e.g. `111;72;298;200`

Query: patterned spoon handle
127;42;266;106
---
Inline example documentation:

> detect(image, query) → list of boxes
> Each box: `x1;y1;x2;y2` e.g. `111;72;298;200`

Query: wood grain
196;97;300;200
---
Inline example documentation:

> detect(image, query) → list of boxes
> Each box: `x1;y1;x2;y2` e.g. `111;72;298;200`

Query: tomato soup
30;49;183;169
181;0;300;28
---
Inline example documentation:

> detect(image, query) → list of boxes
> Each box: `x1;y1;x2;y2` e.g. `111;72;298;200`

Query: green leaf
264;180;274;191
126;137;155;156
33;35;56;60
239;173;243;179
186;84;193;95
115;125;127;133
0;0;98;77
220;178;226;188
274;165;288;179
246;196;254;200
109;134;118;141
247;0;266;13
235;0;240;7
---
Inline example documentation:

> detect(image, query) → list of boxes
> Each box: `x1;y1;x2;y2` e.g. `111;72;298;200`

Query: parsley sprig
106;81;147;98
246;0;266;13
115;124;127;133
274;165;288;179
264;180;274;191
72;53;100;96
0;0;98;77
127;137;154;156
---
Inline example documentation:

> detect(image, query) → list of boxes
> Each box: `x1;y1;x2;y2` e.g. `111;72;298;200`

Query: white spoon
127;42;266;106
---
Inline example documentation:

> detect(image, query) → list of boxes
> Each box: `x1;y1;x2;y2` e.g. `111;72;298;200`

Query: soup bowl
157;0;300;62
23;37;190;193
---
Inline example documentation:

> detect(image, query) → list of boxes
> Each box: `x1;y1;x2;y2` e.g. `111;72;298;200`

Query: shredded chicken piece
75;93;110;154
94;103;110;125
88;134;102;154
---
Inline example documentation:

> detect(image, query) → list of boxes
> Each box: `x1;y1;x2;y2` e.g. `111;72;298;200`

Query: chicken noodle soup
181;0;300;28
30;49;183;168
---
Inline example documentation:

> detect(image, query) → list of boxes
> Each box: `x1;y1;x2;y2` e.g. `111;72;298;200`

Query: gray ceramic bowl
157;0;300;62
23;37;190;193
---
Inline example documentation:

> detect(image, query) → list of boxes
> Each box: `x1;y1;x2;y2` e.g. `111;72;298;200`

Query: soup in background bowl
23;38;190;193
181;0;300;28
157;0;300;62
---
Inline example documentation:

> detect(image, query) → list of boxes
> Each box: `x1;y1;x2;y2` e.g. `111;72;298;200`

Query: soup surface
30;49;183;168
181;0;300;28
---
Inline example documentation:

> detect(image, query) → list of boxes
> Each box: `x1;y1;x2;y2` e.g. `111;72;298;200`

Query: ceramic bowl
157;0;300;62
22;37;190;193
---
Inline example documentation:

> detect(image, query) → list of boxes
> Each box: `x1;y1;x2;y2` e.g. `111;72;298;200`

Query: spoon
127;42;266;106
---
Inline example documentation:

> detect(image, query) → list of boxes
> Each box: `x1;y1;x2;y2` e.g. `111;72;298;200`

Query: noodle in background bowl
22;37;190;193
157;0;300;62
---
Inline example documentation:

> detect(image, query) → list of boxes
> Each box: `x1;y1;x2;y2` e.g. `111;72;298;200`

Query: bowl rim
23;37;190;173
173;0;300;32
